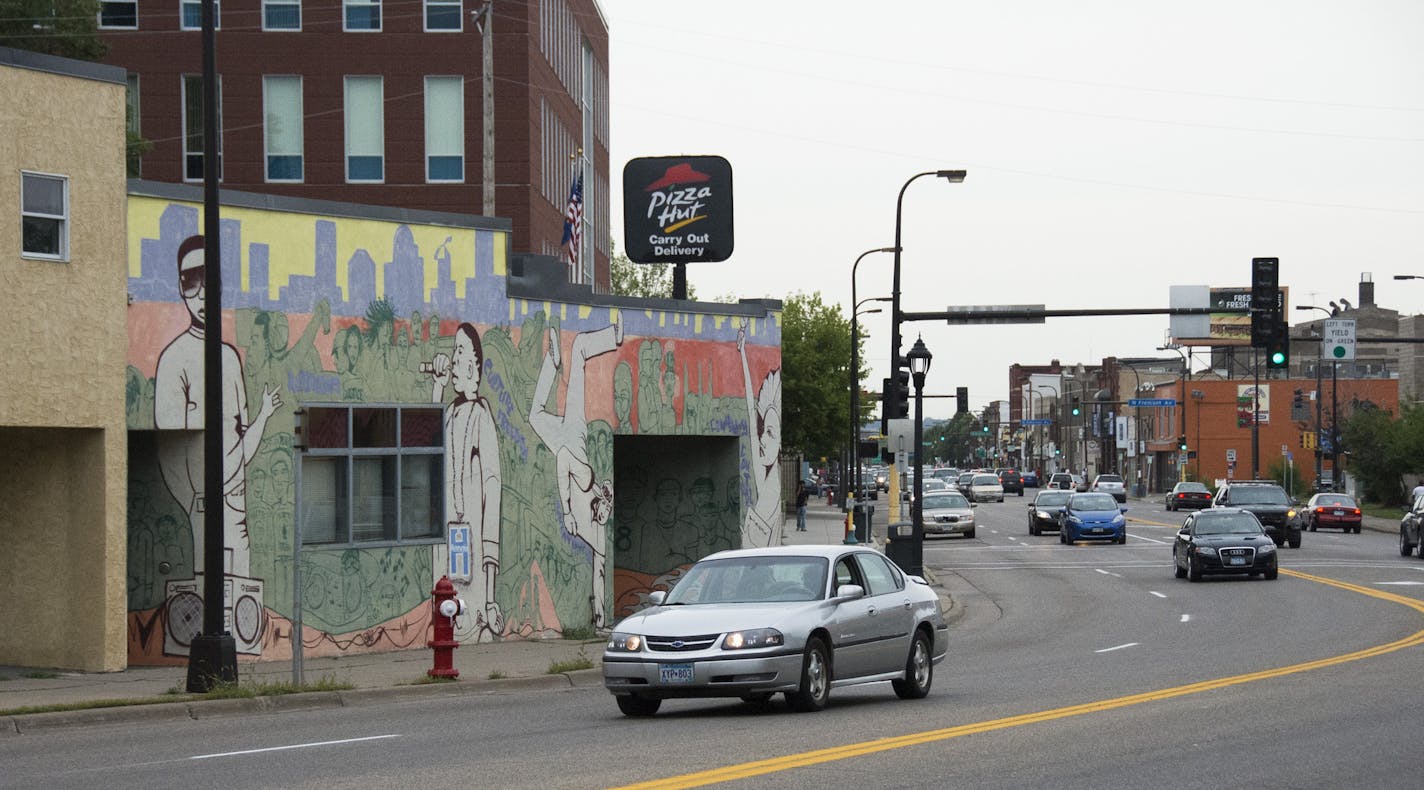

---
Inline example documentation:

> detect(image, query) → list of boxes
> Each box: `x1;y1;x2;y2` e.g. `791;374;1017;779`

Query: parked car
1090;473;1126;503
1058;492;1128;544
1166;481;1213;511
998;469;1024;496
1401;495;1424;558
1047;472;1075;491
1302;493;1362;533
969;473;1005;503
920;491;976;539
1211;480;1302;548
602;546;948;716
1173;507;1278;581
1028;489;1071;535
1021;470;1040;488
1072;474;1088;492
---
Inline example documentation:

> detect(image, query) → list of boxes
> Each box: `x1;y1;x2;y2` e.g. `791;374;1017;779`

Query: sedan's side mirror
648;590;667;606
1058;506;1068;514
1120;507;1129;514
835;584;865;600
1178;528;1190;539
970;502;978;508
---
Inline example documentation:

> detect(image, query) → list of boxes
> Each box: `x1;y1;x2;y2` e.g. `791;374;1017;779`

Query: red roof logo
644;162;711;192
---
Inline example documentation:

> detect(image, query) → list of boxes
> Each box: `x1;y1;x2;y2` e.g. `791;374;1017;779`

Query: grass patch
561;625;597;641
198;676;353;699
547;645;594;674
21;670;59;680
0;697;182;716
488;670;506;680
1360;502;1402;520
400;675;458;686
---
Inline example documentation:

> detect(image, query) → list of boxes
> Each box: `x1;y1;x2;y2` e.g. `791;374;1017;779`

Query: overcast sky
603;1;1423;420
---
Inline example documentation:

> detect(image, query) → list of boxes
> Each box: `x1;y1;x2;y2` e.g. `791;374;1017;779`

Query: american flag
560;169;584;271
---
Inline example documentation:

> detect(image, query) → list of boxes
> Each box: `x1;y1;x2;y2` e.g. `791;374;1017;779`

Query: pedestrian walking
795;481;809;531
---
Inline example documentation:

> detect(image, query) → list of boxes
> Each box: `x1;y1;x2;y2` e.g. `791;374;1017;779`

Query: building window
263;0;300;29
180;0;220;30
344;0;380;31
425;76;463;182
266;0;301;29
299;405;444;546
126;74;142;177
344;76;384;182
99;0;137;28
21;172;68;261
425;0;460;31
264;76;303;182
181;74;222;181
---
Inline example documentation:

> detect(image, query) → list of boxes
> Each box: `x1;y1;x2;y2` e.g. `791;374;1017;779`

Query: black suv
999;469;1024;496
1211;480;1303;548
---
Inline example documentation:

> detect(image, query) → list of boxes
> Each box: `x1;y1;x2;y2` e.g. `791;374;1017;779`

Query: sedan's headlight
1194;545;1218;556
1112;514;1126;525
1036;510;1052;519
722;628;784;650
1286;509;1298;519
607;632;644;652
1256;542;1276;553
1067;516;1083;526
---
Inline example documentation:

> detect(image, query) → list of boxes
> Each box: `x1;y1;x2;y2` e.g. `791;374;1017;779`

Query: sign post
1321;318;1356;362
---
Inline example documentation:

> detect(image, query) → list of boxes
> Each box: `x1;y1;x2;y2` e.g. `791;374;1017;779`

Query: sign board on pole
1322;318;1356;361
1226;448;1237;462
622;156;735;263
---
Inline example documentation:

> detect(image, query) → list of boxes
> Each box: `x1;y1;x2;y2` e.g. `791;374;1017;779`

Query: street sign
944;304;1047;324
1226;448;1237;462
1322;318;1356;361
1127;398;1178;407
1022;418;1053;426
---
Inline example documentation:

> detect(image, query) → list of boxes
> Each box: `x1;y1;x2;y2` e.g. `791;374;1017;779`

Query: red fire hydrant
428;575;464;679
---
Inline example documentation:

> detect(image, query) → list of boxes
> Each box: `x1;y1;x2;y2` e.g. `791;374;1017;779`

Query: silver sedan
603;546;949;716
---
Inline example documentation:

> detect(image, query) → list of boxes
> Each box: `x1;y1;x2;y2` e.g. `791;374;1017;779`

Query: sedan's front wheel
616;693;662;717
788;637;831;712
892;630;933;700
1188;553;1203;582
1401;528;1416;557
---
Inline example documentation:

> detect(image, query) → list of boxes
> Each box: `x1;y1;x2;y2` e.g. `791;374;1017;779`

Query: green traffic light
1270;351;1286;365
1071;408;1080;416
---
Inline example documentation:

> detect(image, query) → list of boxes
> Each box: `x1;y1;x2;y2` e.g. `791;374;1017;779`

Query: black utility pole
188;0;238;692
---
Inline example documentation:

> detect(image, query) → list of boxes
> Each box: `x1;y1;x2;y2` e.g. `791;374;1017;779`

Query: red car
1303;493;1362;533
1165;481;1212;511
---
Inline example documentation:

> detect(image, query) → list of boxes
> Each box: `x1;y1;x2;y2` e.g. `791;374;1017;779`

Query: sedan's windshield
1314;495;1355;508
923;493;970;510
1194;515;1264;535
1035;492;1070;507
665;556;829;604
972;474;999;485
1070;493;1119;511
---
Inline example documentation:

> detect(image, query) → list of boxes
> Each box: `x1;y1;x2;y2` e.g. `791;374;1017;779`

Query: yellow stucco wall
0;56;129;671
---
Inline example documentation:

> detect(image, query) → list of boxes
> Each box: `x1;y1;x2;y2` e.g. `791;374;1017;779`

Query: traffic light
1178;435;1188;451
881;369;909;435
982;424;990;434
1070;397;1081;417
1251;257;1280;347
956;386;968;415
1265;318;1290;369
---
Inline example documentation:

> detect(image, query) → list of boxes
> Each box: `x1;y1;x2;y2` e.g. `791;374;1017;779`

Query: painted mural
123;190;781;665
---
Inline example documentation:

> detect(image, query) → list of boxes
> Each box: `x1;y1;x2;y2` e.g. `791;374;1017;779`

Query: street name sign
1022;418;1053;425
1128;398;1178;407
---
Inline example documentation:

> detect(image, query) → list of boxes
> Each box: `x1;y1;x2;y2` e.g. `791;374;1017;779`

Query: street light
847;246;896;516
889;170;965;375
1298;304;1340;490
903;335;933;577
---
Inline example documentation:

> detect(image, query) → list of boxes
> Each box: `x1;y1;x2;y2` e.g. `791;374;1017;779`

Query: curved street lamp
846;246;896;517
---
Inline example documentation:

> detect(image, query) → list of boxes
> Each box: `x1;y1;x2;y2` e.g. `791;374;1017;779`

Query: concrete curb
1;667;607;735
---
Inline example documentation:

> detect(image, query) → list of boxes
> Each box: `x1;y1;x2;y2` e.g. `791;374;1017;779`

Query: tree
609;248;696;300
0;0;108;60
1338;402;1424;506
779;292;865;460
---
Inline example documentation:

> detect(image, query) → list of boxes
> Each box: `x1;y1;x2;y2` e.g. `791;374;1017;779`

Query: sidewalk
2;502;897;734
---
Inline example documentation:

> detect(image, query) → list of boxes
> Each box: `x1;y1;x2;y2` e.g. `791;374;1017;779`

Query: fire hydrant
428;575;465;679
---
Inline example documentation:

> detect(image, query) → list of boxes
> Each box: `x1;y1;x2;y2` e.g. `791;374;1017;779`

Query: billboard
1174;286;1287;347
623;155;734;264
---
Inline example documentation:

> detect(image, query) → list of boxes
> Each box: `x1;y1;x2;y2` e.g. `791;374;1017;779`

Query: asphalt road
5;498;1422;789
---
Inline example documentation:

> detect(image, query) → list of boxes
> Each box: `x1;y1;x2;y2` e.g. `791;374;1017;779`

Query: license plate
659;663;694;684
1332;510;1344;516
1228;557;1246;566
1092;527;1105;534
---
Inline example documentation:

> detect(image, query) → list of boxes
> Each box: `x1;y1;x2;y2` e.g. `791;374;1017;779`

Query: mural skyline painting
122;187;782;666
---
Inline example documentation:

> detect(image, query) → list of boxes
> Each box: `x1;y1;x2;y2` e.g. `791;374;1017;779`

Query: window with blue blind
344;76;384;182
264;76;303;182
263;0;301;30
425;76;464;182
344;0;381;31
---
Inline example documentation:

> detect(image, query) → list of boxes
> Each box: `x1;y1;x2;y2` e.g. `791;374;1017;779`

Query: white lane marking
1128;533;1173;545
1377;581;1424;586
1180;614;1191;623
1150;591;1167;598
191;735;401;760
1095;642;1139;653
1095;569;1121;578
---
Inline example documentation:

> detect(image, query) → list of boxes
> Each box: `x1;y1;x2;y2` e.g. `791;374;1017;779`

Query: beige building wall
0;48;129;671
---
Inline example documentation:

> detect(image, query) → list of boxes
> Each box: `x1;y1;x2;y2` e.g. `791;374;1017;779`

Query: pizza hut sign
623;155;734;264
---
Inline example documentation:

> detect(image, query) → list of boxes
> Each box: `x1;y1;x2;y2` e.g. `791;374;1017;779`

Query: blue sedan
1059;492;1128;544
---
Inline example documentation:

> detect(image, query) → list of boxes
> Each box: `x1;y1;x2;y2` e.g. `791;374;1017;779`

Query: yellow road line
613;568;1424;790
